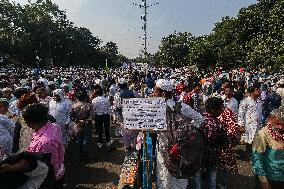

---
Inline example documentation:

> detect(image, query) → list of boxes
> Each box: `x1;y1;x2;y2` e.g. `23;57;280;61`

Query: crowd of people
0;64;283;189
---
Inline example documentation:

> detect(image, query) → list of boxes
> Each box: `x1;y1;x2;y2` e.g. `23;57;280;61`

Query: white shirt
92;96;110;115
109;84;117;97
49;98;72;127
238;96;262;144
276;87;284;106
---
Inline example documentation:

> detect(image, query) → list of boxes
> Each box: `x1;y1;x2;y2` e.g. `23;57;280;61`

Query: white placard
122;98;167;131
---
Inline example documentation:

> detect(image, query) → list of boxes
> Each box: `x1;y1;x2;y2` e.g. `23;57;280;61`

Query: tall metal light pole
133;0;159;60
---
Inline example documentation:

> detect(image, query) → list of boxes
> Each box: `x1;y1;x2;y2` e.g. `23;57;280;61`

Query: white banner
122;98;167;131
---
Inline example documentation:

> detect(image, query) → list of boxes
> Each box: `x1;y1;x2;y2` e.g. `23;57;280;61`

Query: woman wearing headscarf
252;106;284;189
49;89;72;147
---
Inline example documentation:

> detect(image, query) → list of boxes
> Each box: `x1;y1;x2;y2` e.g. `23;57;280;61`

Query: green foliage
157;0;284;71
158;31;193;67
0;0;122;67
188;36;216;70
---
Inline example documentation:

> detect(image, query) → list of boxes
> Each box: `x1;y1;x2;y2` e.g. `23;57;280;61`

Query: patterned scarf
267;123;284;142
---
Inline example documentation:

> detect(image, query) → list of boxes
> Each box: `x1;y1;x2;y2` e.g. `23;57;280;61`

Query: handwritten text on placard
122;98;167;131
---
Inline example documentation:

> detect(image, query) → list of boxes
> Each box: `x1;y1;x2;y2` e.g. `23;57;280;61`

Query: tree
159;31;194;67
0;0;120;67
188;36;216;70
157;0;284;71
101;41;119;67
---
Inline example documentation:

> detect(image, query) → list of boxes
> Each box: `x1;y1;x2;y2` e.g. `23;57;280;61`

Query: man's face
194;86;201;93
49;84;55;90
224;87;233;98
0;104;8;115
253;88;261;98
3;91;11;99
36;90;47;99
153;87;163;97
222;82;230;89
269;116;284;131
53;94;61;102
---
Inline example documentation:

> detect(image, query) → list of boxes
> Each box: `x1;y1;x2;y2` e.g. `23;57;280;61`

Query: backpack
163;102;204;178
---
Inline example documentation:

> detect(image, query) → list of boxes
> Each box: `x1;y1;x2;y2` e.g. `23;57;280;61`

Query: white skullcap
278;79;284;85
118;78;128;85
155;79;174;92
53;89;65;99
48;81;55;86
2;88;12;92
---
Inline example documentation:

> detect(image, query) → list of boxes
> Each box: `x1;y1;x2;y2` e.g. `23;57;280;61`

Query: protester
276;79;284;106
2;88;15;103
71;89;94;158
154;79;204;189
217;107;240;189
113;78;136;151
262;86;282;124
23;103;65;189
9;87;29;116
17;93;39;151
233;80;246;105
198;97;226;189
252;106;284;189
182;82;203;113
36;87;52;107
0;150;50;189
238;82;263;159
92;85;113;149
222;85;239;116
49;89;72;147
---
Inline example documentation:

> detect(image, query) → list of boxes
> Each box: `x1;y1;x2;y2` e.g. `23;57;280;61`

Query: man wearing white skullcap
276;79;284;106
154;79;204;189
49;89;72;147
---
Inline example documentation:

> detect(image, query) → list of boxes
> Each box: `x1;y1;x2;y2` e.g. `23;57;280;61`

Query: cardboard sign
122;98;167;131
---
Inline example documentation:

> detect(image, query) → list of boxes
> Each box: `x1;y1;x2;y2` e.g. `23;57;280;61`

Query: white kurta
157;99;204;189
49;98;72;145
276;87;284;106
237;96;262;144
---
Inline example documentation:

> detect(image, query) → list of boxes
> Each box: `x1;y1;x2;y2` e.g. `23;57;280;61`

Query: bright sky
14;0;257;58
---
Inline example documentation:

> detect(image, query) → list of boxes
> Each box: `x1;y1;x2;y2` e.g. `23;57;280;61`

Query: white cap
2;88;12;92
118;78;128;85
155;79;174;92
48;81;55;86
278;79;284;85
